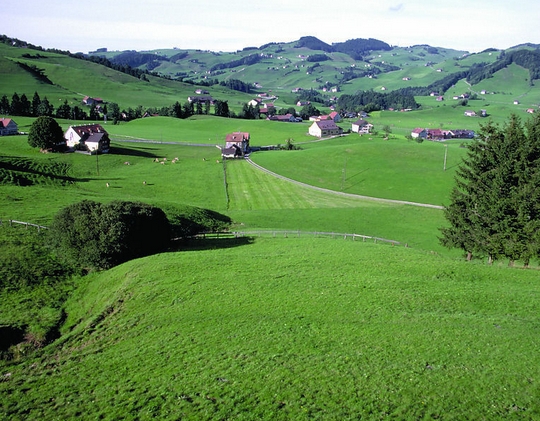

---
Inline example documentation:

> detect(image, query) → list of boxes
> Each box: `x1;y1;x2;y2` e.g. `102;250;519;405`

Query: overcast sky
3;0;539;53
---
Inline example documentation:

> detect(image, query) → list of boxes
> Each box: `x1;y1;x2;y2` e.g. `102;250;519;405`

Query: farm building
352;119;373;134
0;118;18;135
308;120;342;138
221;132;250;158
64;124;110;153
411;128;427;139
82;96;103;106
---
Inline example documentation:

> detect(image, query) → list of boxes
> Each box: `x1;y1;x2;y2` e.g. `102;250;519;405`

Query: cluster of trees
210;53;262;72
0;91;107;121
294;36;392;60
146;99;230;119
337;90;419;113
219;78;251;93
467;49;540;86
441;114;540;266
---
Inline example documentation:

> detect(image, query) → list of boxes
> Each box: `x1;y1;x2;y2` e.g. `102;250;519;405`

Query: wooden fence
0;219;48;231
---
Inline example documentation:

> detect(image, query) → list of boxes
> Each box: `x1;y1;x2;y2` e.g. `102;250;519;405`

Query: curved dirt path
245;158;444;210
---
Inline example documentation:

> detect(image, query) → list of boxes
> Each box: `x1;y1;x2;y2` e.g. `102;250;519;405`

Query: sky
3;0;540;54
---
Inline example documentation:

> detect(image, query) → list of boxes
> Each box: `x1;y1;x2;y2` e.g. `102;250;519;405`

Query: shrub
49;200;171;270
27;116;64;151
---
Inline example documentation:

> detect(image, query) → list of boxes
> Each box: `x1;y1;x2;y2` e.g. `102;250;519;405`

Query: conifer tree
440;114;540;264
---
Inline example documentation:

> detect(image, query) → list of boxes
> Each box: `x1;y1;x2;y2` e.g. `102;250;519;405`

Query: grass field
2;41;540;419
2;238;539;420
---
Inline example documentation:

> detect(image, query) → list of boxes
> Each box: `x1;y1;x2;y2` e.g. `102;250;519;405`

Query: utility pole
443;144;448;171
341;157;347;191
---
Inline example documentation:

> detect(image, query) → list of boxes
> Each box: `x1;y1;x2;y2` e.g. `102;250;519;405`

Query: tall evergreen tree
19;93;31;116
10;92;21;115
31;91;41;117
440;115;540;265
0;95;9;115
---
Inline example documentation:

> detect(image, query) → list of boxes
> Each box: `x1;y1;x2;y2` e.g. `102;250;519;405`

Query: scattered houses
308;120;343;138
267;114;301;123
411;127;475;141
0;118;18;136
64;124;110;153
188;95;214;104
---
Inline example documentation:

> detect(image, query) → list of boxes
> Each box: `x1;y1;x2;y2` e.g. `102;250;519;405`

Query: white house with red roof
64;124;110;153
0;118;18;135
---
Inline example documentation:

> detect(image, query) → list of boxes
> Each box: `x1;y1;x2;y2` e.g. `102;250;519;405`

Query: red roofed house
411;128;427;139
318;111;341;123
308;120;342;138
0;118;18;135
64;124;110;153
222;132;250;158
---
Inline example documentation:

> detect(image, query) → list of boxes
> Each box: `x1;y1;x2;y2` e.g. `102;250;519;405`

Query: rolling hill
2;34;540;420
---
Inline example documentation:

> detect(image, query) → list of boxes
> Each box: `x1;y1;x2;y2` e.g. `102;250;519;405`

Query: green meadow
2;39;540;419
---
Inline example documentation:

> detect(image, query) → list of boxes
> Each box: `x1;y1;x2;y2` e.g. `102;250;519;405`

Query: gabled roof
353;119;370;127
69;124;108;141
314;120;339;130
412;128;426;133
0;118;16;128
225;132;250;143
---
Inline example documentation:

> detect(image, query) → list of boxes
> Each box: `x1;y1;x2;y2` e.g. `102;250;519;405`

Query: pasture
2;238;540;420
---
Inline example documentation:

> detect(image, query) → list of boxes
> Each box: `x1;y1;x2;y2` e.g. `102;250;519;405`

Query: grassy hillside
2;36;540;419
0;43;252;111
2;238;539;420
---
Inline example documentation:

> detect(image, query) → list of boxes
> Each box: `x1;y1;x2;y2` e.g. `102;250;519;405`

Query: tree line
337;90;420;113
441;114;540;266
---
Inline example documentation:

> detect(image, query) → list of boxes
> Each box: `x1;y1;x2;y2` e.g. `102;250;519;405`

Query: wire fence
1;221;405;247
196;230;405;246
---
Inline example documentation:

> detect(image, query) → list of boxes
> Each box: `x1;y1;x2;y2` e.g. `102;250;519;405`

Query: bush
49;200;171;270
27;116;64;150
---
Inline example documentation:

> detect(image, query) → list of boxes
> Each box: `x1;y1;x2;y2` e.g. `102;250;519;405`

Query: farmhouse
188;95;214;104
267;114;300;122
64;124;110;153
411;128;427;139
352;119;373;134
308;120;342;138
0;118;18;136
82;96;103;106
221;132;250;158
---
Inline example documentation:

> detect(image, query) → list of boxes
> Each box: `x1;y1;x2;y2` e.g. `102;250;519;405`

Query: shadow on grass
169;236;255;252
110;146;159;159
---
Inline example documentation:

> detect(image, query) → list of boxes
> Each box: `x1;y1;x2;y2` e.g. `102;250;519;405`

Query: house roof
225;132;250;143
314;120;339;130
353;119;370;127
412;127;426;133
69;124;108;141
0;118;16;128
